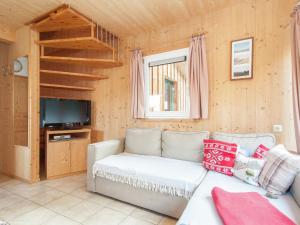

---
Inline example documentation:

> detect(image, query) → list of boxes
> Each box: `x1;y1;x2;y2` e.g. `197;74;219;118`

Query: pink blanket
211;187;297;225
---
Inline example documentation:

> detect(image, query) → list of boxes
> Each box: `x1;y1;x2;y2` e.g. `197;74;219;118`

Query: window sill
135;118;199;122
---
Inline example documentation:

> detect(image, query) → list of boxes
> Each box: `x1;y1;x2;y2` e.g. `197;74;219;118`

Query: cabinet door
70;139;89;172
47;141;70;178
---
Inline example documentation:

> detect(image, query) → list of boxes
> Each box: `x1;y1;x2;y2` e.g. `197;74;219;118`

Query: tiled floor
0;174;177;225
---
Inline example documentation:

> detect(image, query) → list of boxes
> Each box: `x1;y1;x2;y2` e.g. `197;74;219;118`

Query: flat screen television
40;98;91;129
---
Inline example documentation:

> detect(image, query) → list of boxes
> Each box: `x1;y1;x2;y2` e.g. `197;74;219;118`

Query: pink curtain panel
189;35;209;119
292;5;300;153
130;49;145;119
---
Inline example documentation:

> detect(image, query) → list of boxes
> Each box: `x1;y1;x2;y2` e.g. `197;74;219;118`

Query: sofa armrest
87;139;124;191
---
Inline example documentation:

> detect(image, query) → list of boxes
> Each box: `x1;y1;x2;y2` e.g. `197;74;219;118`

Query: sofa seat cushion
178;171;300;225
162;131;209;162
125;128;162;156
93;153;207;199
291;172;300;207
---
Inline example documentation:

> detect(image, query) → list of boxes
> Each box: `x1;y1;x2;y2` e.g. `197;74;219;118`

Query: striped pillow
258;145;300;196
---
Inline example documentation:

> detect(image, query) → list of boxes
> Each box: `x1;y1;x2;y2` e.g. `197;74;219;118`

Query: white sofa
87;129;300;225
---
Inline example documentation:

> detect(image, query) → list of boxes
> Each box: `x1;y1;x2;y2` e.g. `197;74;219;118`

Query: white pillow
125;128;162;156
233;153;265;186
258;145;300;195
162;131;209;162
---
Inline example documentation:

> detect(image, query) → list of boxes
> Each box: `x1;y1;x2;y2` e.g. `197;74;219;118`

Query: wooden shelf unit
30;5;120;54
37;37;115;51
40;69;108;80
40;83;95;91
40;56;122;68
45;129;91;179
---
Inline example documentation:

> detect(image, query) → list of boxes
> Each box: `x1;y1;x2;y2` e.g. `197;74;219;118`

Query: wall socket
273;124;283;133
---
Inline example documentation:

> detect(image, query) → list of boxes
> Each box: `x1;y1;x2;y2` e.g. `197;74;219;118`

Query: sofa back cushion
162;131;209;162
291;172;300;207
212;132;276;155
125;128;162;156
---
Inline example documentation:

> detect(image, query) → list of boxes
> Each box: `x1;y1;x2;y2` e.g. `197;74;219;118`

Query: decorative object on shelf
14;55;28;77
230;37;253;80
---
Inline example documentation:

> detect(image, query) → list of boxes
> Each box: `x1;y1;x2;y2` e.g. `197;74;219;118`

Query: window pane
148;61;187;112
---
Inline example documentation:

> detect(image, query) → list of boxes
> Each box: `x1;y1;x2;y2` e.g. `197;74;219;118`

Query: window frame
143;48;190;119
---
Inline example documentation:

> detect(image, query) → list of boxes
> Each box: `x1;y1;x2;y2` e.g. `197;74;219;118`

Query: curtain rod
191;31;208;38
129;31;208;51
131;48;141;52
291;2;300;17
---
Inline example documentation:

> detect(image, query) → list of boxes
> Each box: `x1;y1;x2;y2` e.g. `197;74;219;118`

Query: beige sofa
87;129;300;225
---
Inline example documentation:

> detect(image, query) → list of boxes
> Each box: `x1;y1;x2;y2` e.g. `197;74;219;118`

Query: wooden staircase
28;5;122;98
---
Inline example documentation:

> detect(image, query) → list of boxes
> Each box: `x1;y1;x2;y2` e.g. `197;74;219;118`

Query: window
144;48;190;119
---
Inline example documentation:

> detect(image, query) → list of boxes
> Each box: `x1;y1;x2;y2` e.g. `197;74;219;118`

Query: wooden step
40;83;95;91
37;37;114;51
40;56;122;68
40;70;108;80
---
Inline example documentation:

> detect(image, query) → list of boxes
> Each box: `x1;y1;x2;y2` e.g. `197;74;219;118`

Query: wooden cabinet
70;139;89;172
47;141;70;177
45;129;91;179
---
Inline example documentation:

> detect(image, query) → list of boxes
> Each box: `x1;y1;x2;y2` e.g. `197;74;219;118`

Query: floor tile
159;217;177;225
70;187;94;200
87;193;114;206
0;175;10;183
42;177;73;189
42;214;81;225
0;179;22;188
0;199;39;221
131;207;163;224
70;174;86;183
0;194;24;210
62;200;104;223
119;216;154;225
107;200;137;215
29;189;66;205
0;188;11;198
10;207;57;225
0;174;177;224
9;183;52;199
45;195;82;213
82;207;126;225
54;181;84;194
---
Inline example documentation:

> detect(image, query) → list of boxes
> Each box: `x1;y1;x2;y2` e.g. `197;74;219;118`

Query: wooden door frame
28;29;40;182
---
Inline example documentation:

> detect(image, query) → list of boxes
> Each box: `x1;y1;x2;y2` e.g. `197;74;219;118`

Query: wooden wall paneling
91;129;104;143
13;76;28;146
91;0;298;152
0;42;13;174
0;23;15;43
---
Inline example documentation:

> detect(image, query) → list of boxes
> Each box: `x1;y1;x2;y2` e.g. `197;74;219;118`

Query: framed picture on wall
230;38;253;80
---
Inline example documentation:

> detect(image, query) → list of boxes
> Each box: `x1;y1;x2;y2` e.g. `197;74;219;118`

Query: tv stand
45;128;91;179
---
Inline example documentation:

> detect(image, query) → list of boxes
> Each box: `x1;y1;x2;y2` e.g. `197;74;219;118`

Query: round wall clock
14;59;23;73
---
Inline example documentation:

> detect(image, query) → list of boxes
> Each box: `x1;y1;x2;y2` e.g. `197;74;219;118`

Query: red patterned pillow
252;144;270;159
203;139;238;176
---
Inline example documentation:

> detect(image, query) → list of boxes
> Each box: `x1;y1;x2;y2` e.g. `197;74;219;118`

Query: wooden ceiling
0;0;233;37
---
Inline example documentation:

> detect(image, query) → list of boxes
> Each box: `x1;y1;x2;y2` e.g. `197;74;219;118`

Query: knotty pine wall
91;0;298;151
0;27;31;179
0;42;14;173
